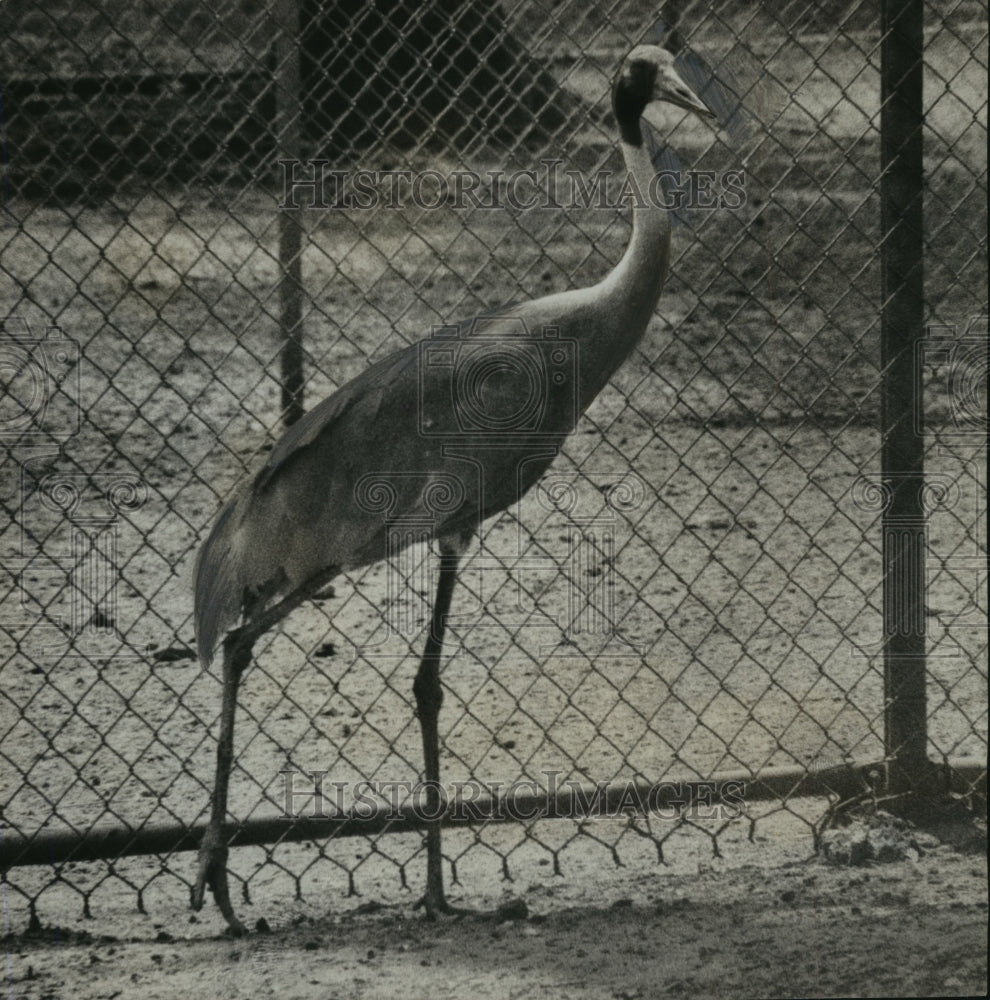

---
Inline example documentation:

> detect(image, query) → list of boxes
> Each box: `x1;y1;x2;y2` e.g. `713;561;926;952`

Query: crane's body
195;167;667;666
193;43;713;933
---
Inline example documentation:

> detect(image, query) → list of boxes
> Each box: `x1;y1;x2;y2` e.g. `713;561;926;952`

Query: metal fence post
879;0;936;803
275;0;306;427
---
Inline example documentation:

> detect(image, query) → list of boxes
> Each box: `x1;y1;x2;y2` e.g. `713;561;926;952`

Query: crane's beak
656;66;715;119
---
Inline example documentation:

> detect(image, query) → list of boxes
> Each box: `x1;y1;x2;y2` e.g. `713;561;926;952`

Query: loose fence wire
0;0;986;926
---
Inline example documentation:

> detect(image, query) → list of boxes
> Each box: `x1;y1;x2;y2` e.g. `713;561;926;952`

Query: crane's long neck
599;139;672;315
580;137;672;396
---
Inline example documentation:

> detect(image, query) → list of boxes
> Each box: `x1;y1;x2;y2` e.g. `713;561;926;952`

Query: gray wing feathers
193;501;244;667
257;341;423;491
193;340;425;666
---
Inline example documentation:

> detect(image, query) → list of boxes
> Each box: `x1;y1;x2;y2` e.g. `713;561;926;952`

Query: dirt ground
6;830;987;1000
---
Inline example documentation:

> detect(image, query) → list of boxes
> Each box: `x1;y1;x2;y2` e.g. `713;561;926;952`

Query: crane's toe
193;832;248;936
415;893;476;919
416;893;528;922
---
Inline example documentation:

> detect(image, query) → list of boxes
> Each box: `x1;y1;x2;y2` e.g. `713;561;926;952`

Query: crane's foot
414;892;477;920
192;829;247;937
415;893;529;922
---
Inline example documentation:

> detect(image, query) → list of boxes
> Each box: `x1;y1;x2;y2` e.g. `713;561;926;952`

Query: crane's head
613;44;714;146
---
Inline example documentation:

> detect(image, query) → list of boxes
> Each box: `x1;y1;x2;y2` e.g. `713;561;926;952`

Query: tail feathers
194;501;244;667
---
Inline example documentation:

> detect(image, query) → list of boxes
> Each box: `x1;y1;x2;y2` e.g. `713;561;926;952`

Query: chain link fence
1;0;986;927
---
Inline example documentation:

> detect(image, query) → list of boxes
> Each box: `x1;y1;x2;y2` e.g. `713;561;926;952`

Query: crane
192;43;714;934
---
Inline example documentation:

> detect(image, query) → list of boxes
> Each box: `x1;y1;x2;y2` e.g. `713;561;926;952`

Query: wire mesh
0;0;986;926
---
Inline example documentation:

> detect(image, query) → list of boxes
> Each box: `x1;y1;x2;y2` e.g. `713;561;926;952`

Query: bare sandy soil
6;832;987;1000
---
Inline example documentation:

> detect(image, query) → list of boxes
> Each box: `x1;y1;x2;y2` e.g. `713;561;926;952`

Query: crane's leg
192;630;253;935
413;533;469;917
